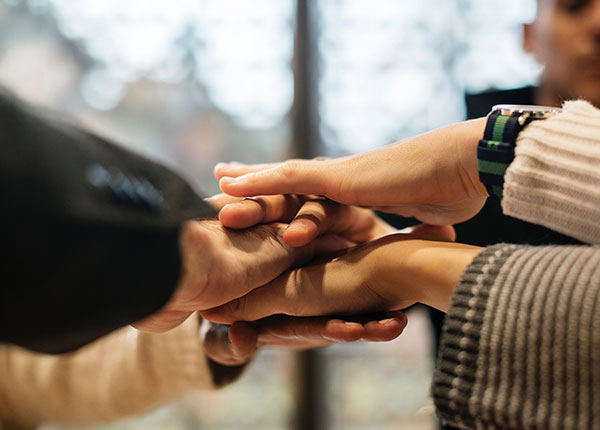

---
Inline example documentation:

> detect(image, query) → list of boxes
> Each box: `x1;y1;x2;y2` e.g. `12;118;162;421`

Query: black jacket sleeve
0;89;216;353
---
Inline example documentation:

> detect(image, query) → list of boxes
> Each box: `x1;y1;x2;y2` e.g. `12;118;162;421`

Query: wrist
399;241;482;312
370;236;481;313
175;220;212;305
476;105;562;200
454;117;489;198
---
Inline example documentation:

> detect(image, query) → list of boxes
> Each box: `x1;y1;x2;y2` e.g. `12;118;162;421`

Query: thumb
201;320;258;366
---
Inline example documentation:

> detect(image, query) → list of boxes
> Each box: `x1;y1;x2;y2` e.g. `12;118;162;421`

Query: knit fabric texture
433;244;600;430
0;315;245;429
503;99;600;245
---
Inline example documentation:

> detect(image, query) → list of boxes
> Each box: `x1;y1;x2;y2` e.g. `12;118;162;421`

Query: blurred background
0;0;538;428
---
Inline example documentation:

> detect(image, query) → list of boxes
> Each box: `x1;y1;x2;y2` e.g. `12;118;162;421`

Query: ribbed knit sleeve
503;100;600;244
432;244;600;430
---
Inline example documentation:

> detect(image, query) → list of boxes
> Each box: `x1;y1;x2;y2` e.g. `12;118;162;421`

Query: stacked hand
201;226;479;326
215;118;488;226
200;119;489;345
134;192;396;332
201;312;407;366
134;192;409;366
140;118;489;367
196;195;478;364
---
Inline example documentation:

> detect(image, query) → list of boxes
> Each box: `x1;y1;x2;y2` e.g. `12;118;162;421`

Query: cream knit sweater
503;100;600;245
0;315;244;430
433;100;600;429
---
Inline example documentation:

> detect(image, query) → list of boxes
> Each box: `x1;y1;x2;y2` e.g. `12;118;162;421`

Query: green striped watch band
477;105;561;200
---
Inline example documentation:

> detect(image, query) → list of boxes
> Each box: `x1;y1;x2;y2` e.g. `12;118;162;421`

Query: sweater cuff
432;244;517;430
433;243;600;430
502;99;600;245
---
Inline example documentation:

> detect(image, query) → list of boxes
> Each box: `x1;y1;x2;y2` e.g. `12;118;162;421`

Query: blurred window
319;0;538;154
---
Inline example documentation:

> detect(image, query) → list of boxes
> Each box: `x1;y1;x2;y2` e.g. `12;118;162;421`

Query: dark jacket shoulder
0;89;215;353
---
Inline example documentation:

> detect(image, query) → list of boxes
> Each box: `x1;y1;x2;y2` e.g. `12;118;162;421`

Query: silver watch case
490;104;562;126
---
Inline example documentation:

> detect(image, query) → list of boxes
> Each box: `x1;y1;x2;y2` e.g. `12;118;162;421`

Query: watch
477;104;562;200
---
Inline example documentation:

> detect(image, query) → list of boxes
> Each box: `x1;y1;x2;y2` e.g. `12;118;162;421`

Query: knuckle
278;161;301;179
227;295;248;319
242;196;268;217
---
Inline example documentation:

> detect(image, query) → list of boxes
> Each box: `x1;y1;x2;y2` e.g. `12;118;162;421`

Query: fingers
285;203;394;247
214;161;284;180
203;193;243;211
283;198;341;247
202;312;407;366
219;193;388;247
219;159;338;199
214;158;329;180
252;312;407;344
323;311;408;342
251;315;361;345
201;320;258;366
219;194;341;246
218;194;305;230
132;310;193;333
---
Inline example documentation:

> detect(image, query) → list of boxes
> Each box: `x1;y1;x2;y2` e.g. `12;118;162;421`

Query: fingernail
378;318;396;325
220;176;236;185
286;223;303;233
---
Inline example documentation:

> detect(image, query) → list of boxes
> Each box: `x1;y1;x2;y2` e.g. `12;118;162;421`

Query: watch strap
477;111;524;200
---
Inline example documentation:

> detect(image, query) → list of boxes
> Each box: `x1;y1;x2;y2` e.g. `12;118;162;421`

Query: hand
215;118;489;225
201;227;481;325
134;220;351;333
206;193;396;247
201;312;407;366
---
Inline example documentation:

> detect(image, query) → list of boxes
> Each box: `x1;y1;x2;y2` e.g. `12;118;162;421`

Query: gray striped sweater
432;100;600;430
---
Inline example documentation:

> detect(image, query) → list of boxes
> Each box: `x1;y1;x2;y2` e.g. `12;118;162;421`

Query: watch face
491;104;562;118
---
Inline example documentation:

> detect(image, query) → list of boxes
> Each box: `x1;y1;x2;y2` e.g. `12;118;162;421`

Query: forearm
433;244;600;429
